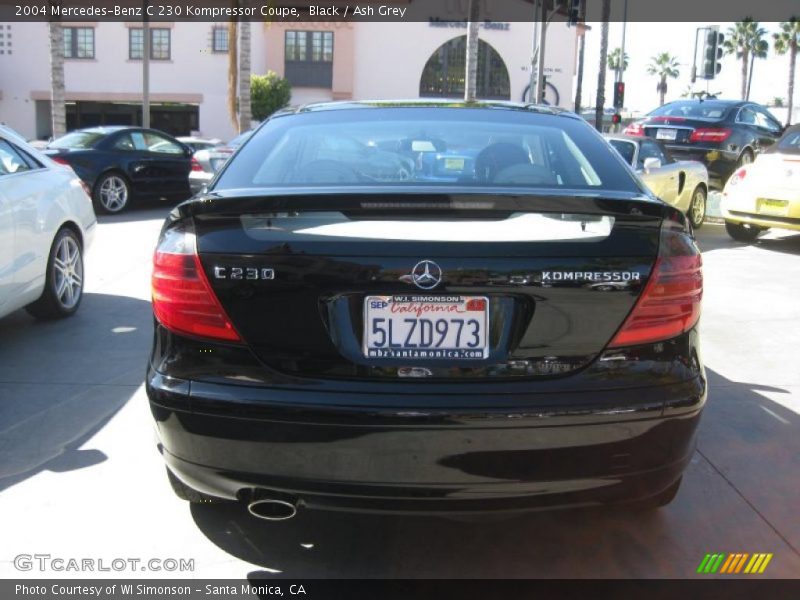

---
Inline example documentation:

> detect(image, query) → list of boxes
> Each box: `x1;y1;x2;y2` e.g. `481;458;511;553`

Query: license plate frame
363;295;490;360
656;128;678;141
757;198;789;216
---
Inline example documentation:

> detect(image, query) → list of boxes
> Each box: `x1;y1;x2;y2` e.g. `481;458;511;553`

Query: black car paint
638;100;783;187
147;103;705;514
45;127;192;203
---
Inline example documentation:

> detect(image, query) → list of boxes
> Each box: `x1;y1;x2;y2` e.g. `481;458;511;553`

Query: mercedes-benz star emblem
411;260;443;290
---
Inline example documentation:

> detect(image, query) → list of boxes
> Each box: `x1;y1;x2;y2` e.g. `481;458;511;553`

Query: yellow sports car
721;124;800;241
606;135;709;228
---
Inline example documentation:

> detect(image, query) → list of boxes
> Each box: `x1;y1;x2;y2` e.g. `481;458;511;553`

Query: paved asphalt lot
0;205;798;579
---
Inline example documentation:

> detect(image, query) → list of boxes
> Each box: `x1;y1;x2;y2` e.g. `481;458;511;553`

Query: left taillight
151;222;241;343
608;216;702;348
190;158;203;172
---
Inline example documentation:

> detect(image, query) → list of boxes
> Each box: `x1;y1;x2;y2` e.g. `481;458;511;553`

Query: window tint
144;132;183;154
607;139;636;166
638;140;667;168
776;129;800;154
754;108;782;133
215;109;640;193
113;134;135;150
0;139;32;176
737;108;757;125
649;101;732;120
49;131;104;149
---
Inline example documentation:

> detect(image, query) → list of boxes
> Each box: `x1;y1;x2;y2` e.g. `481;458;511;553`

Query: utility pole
142;0;151;128
528;0;540;102
617;0;628;84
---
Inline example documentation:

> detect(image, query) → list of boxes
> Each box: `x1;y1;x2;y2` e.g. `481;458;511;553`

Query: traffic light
613;81;625;109
611;113;622;125
567;0;582;26
701;27;724;80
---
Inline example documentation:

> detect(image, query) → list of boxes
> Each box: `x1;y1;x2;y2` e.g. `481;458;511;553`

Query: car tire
166;468;225;504
737;148;754;169
25;227;84;320
725;220;766;242
688;185;707;229
635;477;682;510
93;172;131;214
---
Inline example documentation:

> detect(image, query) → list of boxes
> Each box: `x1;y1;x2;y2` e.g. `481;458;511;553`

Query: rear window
648;101;733;120
49;131;105;149
214;108;641;193
607;139;636;166
775;129;800;154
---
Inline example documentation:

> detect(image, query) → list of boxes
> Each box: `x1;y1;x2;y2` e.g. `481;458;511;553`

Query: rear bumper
147;368;706;513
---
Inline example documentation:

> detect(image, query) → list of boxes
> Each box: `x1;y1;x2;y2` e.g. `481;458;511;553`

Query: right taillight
689;128;732;143
609;218;702;348
727;167;747;186
152;222;241;343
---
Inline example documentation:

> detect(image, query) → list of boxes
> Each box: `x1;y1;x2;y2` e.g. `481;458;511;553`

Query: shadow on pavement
0;292;152;492
95;202;174;225
188;368;799;578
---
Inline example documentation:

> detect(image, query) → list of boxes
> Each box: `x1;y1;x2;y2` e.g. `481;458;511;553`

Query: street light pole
142;0;150;128
617;0;628;84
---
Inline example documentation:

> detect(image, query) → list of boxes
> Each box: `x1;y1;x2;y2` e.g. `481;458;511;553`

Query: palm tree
594;0;611;130
646;53;680;106
724;19;769;100
464;0;480;101
227;19;238;132
773;18;800;125
607;47;629;75
47;9;66;139
238;18;252;131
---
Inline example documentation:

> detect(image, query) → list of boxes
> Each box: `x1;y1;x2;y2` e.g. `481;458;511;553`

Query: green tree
724;19;769;100
773;18;800;124
646;52;680;106
607;47;630;74
251;72;292;121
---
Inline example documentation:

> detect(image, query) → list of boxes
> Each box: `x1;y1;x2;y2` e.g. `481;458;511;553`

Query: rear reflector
152;223;241;342
609;219;702;348
689;128;732;143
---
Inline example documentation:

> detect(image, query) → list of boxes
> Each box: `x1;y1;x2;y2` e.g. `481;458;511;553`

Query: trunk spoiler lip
170;186;667;223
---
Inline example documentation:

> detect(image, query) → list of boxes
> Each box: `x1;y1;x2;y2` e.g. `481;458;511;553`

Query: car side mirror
643;157;661;172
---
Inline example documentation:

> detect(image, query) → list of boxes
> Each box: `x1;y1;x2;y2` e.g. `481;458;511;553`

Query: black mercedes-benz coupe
147;101;705;520
44;126;193;214
623;99;784;188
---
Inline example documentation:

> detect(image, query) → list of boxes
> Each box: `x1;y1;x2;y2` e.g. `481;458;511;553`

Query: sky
578;21;797;119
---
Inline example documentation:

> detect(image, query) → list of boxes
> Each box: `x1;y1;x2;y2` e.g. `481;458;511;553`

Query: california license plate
758;198;789;216
363;296;489;360
656;128;678;141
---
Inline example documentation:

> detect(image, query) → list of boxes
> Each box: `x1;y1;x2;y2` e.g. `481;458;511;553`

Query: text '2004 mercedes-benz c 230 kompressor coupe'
146;102;705;520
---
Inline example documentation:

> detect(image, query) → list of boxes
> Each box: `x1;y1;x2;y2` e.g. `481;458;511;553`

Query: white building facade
0;18;579;142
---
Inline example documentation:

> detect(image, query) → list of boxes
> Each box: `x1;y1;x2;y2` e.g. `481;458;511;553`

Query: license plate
443;157;465;170
758;198;789;216
656;128;678;141
363;296;489;360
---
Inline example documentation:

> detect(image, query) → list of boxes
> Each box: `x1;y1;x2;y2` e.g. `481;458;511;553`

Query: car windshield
49;131;105;149
775;129;800;154
215;108;641;192
648;101;733;120
607;139;636;166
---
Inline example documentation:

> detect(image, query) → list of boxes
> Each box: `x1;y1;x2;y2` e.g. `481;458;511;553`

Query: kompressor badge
541;271;642;282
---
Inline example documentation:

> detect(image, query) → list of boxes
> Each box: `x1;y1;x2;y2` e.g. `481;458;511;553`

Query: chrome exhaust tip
247;498;298;521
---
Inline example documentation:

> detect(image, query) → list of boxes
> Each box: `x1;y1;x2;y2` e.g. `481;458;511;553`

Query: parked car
43;126;193;214
177;136;221;153
720;123;800;241
606;134;709;227
189;130;254;194
0;126;95;320
148;101;705;517
623;99;784;189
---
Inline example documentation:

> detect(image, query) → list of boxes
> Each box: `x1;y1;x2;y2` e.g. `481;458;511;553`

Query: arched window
419;36;510;101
